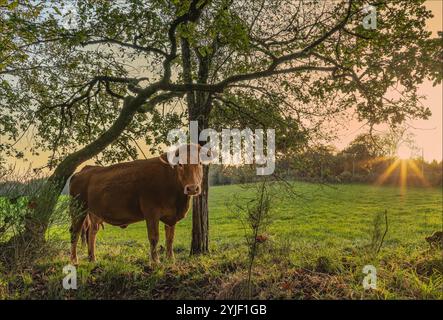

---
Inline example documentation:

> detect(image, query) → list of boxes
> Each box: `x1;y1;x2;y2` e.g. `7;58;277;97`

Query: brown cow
69;144;210;265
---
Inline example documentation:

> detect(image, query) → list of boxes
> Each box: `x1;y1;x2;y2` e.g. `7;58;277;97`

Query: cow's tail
64;173;76;197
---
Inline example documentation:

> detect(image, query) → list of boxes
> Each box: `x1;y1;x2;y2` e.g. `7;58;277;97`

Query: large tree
165;0;442;253
1;0;441;252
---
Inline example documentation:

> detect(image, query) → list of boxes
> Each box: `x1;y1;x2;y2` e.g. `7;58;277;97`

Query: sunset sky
333;0;442;162
4;1;443;172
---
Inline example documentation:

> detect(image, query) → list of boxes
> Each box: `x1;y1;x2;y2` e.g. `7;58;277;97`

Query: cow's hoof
70;256;78;266
88;256;96;263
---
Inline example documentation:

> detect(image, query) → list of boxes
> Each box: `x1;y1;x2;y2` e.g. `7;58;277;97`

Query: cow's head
159;144;216;196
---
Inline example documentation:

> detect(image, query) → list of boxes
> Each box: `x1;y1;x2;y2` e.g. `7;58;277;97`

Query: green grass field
1;182;442;299
100;182;441;251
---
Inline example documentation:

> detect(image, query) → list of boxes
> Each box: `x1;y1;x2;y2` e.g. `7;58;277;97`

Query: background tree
1;0;50;160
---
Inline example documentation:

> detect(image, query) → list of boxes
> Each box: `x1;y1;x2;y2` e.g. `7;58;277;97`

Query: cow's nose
185;185;200;195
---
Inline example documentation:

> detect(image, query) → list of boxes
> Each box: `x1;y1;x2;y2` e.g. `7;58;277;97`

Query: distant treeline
0;178;47;199
209;158;442;188
209;134;443;188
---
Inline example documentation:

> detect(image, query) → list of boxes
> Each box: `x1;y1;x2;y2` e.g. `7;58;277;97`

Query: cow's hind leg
165;224;175;261
146;218;160;265
69;204;87;265
87;214;101;262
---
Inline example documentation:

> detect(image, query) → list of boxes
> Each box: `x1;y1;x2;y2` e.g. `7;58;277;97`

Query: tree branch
162;65;337;93
162;0;210;82
160;0;353;93
81;37;168;57
138;91;185;113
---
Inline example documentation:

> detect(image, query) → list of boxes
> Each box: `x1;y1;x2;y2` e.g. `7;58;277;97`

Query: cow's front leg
146;218;160;265
165;224;175;261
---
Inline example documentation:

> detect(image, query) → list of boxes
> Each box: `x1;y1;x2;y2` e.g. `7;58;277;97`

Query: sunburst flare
375;158;430;190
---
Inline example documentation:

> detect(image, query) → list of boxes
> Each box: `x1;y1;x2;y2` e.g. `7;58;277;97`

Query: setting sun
396;144;412;160
376;157;430;191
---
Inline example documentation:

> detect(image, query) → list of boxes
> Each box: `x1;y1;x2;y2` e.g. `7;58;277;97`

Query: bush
0;169;70;270
339;171;352;183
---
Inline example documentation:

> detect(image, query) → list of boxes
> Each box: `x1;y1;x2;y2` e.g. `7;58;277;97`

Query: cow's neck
172;191;191;221
179;192;191;208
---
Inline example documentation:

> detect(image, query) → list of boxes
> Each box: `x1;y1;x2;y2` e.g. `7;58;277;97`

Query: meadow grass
98;182;441;248
1;182;442;299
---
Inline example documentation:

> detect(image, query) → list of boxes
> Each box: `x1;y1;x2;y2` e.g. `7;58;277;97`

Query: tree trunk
181;37;213;255
189;102;211;254
191;165;209;254
189;108;211;254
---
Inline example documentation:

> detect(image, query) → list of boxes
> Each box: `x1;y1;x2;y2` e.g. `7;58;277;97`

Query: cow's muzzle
184;184;201;196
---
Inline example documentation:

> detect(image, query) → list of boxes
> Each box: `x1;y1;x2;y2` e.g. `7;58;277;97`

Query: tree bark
189;105;211;254
191;165;209;254
181;37;213;255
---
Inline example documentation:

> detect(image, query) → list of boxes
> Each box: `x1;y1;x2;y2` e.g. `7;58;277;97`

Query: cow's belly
100;214;144;227
87;183;144;226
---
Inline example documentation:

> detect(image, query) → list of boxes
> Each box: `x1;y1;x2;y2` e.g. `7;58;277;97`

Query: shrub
0;169;71;270
339;171;352;183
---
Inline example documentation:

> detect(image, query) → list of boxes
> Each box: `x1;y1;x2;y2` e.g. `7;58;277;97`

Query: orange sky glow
333;0;442;162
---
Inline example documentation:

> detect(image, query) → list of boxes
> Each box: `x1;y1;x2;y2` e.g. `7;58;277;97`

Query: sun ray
375;159;400;185
399;160;407;194
408;160;431;187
